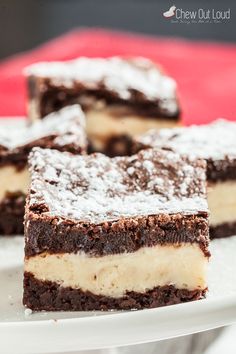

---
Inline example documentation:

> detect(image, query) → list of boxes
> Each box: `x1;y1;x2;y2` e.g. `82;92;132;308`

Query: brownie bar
135;119;236;238
24;272;206;311
24;147;209;311
0;105;87;235
24;57;181;155
0;104;87;167
27;77;180;121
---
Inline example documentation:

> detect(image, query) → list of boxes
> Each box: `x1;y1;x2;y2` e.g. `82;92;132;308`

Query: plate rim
0;293;236;353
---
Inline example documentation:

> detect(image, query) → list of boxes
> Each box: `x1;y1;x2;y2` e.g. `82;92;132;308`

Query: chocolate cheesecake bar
135;119;236;238
24;147;209;311
0;105;86;235
24;57;180;156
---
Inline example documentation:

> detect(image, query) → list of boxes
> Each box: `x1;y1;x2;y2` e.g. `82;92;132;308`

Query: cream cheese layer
25;243;207;298
0;166;29;200
208;181;236;226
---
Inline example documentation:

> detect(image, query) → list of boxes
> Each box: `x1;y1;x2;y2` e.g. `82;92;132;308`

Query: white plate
0;236;236;354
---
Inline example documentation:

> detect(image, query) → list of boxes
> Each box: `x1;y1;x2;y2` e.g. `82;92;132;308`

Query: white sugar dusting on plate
24;308;32;317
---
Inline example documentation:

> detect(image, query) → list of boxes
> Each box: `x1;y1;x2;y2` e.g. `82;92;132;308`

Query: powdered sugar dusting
137;119;236;161
0;105;86;151
29;147;208;224
24;57;178;114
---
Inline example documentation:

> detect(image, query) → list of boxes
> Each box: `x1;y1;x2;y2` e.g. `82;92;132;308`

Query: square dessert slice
24;147;209;311
134;119;236;238
0;104;86;235
24;57;180;156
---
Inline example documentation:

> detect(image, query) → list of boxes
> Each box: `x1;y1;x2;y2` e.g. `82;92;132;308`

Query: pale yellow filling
25;244;207;298
28;99;40;122
86;109;177;150
0;166;30;200
208;181;236;226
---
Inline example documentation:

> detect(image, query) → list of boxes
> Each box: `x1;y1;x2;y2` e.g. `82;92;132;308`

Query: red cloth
0;28;235;125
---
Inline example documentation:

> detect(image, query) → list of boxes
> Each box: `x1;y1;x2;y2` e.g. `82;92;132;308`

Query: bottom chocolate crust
0;193;25;235
210;221;236;239
23;272;206;311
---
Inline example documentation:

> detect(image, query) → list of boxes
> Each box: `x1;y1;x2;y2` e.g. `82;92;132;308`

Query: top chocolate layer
135;119;236;182
25;57;180;119
0;105;87;169
25;147;209;257
28;146;208;224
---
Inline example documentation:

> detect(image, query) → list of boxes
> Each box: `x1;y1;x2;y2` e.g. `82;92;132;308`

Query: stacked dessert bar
2;55;216;311
134;119;236;238
23;147;209;311
0;105;86;234
24;57;181;156
22;56;212;311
